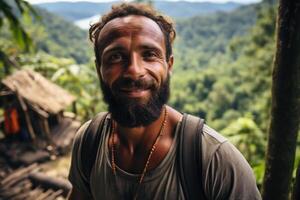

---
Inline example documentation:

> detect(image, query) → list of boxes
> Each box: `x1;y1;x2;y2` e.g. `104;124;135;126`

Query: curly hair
89;2;176;67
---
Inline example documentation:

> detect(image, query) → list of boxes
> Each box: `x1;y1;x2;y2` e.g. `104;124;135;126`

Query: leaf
0;0;39;51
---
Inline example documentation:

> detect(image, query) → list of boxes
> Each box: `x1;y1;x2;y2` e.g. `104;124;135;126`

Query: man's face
96;15;173;127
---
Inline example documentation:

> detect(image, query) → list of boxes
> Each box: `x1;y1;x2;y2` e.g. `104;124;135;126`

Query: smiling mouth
119;88;150;98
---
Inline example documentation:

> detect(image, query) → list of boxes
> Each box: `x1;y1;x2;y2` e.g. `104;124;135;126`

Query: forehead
97;15;165;50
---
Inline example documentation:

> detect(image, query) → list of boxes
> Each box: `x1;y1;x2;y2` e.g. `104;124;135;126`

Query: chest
89;132;184;200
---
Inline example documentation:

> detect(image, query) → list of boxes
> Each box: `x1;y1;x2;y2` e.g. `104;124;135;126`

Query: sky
27;0;262;5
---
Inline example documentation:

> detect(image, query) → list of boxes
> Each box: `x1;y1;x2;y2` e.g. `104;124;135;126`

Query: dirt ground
41;151;72;180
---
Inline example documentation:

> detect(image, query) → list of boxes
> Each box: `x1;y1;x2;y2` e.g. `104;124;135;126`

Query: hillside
36;1;242;21
36;1;114;21
174;3;258;70
155;1;241;18
34;8;92;64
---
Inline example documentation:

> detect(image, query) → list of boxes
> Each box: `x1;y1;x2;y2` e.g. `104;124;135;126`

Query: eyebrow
97;30;125;57
102;45;126;55
139;43;161;50
102;42;163;56
139;44;164;56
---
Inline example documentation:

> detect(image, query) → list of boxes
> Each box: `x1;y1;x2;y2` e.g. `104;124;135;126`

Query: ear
167;55;174;74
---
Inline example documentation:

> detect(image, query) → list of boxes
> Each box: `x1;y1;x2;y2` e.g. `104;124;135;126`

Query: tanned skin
68;15;182;199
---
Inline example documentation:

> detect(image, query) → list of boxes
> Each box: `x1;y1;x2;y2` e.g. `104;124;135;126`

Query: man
68;3;261;200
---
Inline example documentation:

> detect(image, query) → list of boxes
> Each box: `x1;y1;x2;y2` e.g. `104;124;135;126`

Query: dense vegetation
34;8;91;64
1;0;299;190
173;3;257;70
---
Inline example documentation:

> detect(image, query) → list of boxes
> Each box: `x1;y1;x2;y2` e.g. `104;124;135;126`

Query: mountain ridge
36;1;242;21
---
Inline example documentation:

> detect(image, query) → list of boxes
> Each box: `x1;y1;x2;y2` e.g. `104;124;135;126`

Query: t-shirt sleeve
203;141;262;200
68;121;92;197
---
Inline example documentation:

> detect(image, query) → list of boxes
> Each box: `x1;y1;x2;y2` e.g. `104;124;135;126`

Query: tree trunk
292;163;300;200
262;1;300;200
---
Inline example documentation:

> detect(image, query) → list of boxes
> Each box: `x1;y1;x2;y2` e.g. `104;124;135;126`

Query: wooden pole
42;117;52;142
15;91;36;141
72;102;77;115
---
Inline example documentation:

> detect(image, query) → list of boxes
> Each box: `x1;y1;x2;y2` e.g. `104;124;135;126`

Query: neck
114;106;167;154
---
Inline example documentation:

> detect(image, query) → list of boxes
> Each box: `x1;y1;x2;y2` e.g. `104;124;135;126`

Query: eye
109;52;124;64
143;50;158;59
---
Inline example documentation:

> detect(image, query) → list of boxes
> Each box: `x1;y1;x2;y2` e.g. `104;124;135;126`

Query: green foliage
253;162;265;188
173;4;258;71
35;8;92;64
0;0;40;75
222;117;266;165
0;0;39;51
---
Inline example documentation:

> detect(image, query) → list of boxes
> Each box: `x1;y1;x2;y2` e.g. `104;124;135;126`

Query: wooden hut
0;69;81;163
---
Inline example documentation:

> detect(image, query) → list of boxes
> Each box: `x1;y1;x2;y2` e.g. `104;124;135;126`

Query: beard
100;74;170;127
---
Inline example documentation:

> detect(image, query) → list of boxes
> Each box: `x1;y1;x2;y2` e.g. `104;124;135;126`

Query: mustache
112;76;158;91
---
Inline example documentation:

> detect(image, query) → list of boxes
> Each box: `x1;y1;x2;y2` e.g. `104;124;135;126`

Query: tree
293;164;300;200
0;0;39;75
262;1;300;199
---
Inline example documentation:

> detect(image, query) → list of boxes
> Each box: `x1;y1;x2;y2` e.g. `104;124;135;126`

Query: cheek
145;62;169;84
100;57;115;83
100;67;120;87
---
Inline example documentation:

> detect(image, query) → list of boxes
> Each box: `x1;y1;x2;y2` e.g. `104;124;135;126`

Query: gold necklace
110;106;168;199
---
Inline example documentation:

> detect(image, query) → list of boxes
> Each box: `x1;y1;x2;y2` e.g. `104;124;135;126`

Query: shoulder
72;112;110;148
73;120;91;145
201;124;228;162
70;120;92;168
68;120;92;195
70;120;92;157
201;124;261;199
201;124;229;170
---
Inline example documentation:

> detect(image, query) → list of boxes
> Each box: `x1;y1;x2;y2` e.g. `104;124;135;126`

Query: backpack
81;112;206;199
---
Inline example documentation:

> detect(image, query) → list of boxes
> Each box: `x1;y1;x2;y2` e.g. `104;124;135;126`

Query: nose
123;52;146;79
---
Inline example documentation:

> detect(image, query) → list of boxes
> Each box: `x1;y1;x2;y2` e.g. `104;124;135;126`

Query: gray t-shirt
69;115;261;200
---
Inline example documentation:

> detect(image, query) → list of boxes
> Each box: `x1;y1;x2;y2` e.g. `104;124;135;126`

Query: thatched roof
2;69;76;114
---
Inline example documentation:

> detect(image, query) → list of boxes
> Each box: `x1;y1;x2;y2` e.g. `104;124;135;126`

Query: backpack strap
81;112;108;192
178;113;206;200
